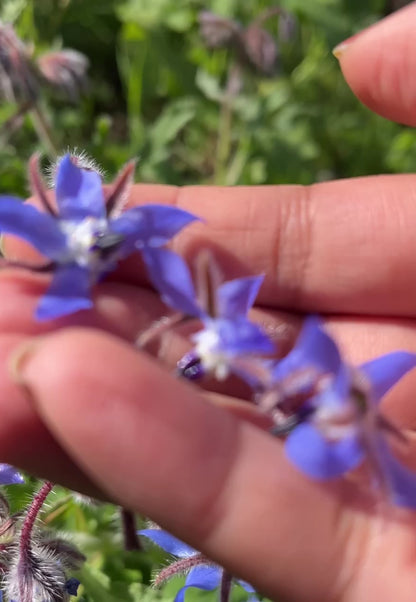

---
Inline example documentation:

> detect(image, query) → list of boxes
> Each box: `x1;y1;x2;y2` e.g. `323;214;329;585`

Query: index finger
4;175;416;316
127;175;416;317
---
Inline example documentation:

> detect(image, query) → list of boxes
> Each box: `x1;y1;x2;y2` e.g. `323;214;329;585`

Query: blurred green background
0;0;414;600
1;0;415;197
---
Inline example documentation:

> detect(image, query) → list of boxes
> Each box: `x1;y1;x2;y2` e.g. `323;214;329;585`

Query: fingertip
334;4;416;126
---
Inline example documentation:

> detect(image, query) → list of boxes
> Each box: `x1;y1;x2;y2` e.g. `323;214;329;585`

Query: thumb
11;328;358;602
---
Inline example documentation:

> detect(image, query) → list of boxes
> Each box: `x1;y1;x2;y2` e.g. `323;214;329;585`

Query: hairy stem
136;313;190;350
18;481;54;602
19;481;53;556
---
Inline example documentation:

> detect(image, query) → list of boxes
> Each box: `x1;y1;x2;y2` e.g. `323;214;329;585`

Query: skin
2;5;416;601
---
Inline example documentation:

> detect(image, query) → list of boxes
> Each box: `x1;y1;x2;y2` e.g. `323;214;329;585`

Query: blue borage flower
260;316;416;508
139;529;258;602
0;465;24;485
0;154;199;320
148;250;275;380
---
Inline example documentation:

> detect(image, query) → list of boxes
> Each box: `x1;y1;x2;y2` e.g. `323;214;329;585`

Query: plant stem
214;64;241;185
120;508;142;551
136;313;190;349
19;481;53;556
214;97;233;185
220;570;233;602
18;481;54;602
30;103;58;158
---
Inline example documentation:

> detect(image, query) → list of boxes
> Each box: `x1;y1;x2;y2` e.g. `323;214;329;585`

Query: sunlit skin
2;5;416;601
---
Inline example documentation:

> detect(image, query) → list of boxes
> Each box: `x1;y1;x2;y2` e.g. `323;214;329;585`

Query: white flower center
193;327;230;381
59;217;110;267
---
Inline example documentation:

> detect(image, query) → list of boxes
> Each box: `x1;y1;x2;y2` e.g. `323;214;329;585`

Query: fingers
4;174;416;317
0;271;166;341
171;176;416;316
335;3;416;126
10;327;366;602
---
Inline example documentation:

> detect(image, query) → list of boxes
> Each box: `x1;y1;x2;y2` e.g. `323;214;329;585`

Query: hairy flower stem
120;508;142;551
19;481;53;556
136;313;190;350
219;570;233;602
154;553;208;587
18;481;53;602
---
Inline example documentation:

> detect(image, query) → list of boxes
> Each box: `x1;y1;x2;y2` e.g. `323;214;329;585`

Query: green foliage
0;0;413;196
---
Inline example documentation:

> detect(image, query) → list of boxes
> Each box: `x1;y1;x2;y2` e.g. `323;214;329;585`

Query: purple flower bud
36;50;89;102
177;351;205;380
240;25;279;76
0;22;38;102
198;12;241;49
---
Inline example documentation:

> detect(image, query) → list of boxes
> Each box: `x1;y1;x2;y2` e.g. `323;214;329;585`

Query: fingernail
332;32;362;59
9;338;43;387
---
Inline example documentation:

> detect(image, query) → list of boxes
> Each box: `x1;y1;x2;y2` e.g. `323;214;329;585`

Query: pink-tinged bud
240;25;279;75
0;22;38;102
198;11;241;48
36;49;89;101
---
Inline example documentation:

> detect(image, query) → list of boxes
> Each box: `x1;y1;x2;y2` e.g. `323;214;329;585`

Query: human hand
3;4;416;601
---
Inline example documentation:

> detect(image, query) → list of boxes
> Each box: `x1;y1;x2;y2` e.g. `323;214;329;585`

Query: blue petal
174;566;221;602
286;423;364;480
374;438;416;509
212;317;275;357
216;275;264;319
138;529;196;557
141;247;202;317
331;363;352;401
65;578;80;596
271;316;341;382
236;580;259;602
111;205;200;252
360;351;416;404
55;155;105;220
0;197;67;258
35;265;93;321
0;464;24;485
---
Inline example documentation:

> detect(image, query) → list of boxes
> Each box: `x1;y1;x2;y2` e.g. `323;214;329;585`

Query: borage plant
1;152;416;602
140;528;258;602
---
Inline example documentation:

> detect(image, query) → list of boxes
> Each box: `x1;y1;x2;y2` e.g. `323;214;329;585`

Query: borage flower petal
216;275;264;318
36;264;92;321
174;566;221;602
141;248;202;318
55;154;105;220
0;464;24;485
285;422;364;480
360;351;416;403
0;198;67;257
111;205;200;254
138;529;196;558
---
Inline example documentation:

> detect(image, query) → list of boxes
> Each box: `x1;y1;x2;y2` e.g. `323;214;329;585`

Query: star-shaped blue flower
264;316;416;508
146;250;275;380
0;154;199;320
139;529;257;602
